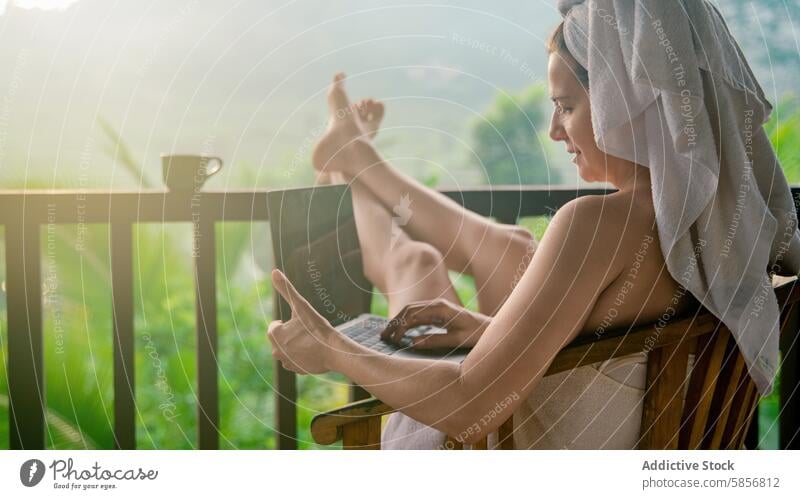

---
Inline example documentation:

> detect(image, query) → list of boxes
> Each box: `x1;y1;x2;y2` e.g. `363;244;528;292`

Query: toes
359;99;383;123
372;101;385;122
327;72;351;117
356;99;370;120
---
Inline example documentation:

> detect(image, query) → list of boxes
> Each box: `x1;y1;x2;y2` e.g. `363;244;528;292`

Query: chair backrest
639;278;799;449
640;325;756;449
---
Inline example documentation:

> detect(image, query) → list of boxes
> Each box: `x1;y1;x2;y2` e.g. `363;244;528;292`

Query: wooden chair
310;276;800;450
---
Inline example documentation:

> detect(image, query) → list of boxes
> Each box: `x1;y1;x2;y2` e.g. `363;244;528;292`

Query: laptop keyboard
337;316;439;355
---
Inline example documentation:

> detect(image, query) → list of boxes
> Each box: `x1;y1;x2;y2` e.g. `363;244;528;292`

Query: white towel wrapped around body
382;353;695;449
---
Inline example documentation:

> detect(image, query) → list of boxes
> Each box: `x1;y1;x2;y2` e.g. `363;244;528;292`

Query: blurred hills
0;0;795;188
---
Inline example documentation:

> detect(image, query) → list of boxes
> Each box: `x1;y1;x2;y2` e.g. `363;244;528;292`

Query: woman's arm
269;196;628;443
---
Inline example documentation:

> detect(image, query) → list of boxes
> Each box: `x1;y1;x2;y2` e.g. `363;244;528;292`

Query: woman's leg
341;99;539;315
336;163;537;316
314;80;537;300
316;83;538;316
327;172;458;450
329;171;463;316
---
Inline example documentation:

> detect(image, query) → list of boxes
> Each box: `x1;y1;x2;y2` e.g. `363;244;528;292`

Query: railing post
780;300;800;449
6;219;45;449
194;215;219;449
111;222;136;449
273;291;297;450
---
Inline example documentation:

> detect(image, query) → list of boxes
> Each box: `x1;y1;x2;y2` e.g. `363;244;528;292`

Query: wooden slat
497;415;515;450
342;417;381;450
780;299;800;449
706;339;746;449
111;222;135;449
274;363;297;450
472;437;488;450
444;436;463;450
6;220;45;449
639;337;693;449
680;329;730;449
725;380;757;449
272;278;297;450
348;384;371;403
736;386;760;450
194;217;219;449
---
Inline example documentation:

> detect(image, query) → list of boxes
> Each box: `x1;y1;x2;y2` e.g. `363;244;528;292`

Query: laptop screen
267;184;372;326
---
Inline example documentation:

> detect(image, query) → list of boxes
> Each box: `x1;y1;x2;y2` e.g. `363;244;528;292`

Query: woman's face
547;52;605;182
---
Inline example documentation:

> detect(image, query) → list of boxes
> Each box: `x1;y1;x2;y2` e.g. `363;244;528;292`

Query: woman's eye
554;104;571;115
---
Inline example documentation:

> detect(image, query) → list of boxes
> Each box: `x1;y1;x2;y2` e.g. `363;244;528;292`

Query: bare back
578;188;700;337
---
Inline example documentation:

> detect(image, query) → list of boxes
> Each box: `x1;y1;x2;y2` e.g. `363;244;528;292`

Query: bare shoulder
551;194;635;241
546;192;653;280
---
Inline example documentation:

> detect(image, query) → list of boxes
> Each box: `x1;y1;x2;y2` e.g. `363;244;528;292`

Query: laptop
267;184;469;363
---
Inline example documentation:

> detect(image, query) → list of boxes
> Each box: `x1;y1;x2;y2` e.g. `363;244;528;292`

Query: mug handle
205;156;224;177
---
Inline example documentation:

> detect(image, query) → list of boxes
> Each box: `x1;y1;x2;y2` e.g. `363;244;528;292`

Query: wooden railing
1;186;798;449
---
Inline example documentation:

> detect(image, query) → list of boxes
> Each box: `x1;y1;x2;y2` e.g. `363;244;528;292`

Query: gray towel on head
558;0;800;394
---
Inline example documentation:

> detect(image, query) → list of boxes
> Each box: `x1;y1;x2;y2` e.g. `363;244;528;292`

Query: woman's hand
380;299;491;350
267;269;336;375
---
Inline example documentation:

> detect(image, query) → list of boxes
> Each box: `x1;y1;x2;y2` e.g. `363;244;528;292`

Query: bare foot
355;98;385;140
316;97;385;185
312;73;378;179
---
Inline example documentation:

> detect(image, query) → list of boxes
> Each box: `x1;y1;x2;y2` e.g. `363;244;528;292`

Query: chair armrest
311;398;394;445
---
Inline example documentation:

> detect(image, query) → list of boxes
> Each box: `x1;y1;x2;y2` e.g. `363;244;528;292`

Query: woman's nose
549;112;565;142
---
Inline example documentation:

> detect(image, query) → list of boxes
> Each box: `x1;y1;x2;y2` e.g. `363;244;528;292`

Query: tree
469;84;560;185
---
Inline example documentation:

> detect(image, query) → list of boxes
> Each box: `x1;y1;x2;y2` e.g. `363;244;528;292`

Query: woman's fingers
271;269;319;323
380;302;433;342
267;322;303;371
381;300;454;344
410;331;465;350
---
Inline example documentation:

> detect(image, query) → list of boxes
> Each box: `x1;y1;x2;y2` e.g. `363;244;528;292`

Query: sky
0;0;796;189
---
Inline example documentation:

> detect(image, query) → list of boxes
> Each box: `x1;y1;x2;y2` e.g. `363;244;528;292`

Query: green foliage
755;96;800;449
469;84;560;185
765;96;800;183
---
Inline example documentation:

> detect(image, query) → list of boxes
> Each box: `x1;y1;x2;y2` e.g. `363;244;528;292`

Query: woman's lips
571;151;581;164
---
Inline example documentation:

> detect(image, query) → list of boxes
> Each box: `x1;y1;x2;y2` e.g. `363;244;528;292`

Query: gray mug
161;154;223;191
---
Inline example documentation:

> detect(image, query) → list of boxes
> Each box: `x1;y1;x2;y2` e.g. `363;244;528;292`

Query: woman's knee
501;224;537;253
389;240;447;274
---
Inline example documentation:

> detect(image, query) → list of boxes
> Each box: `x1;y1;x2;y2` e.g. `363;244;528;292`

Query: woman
268;0;799;449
